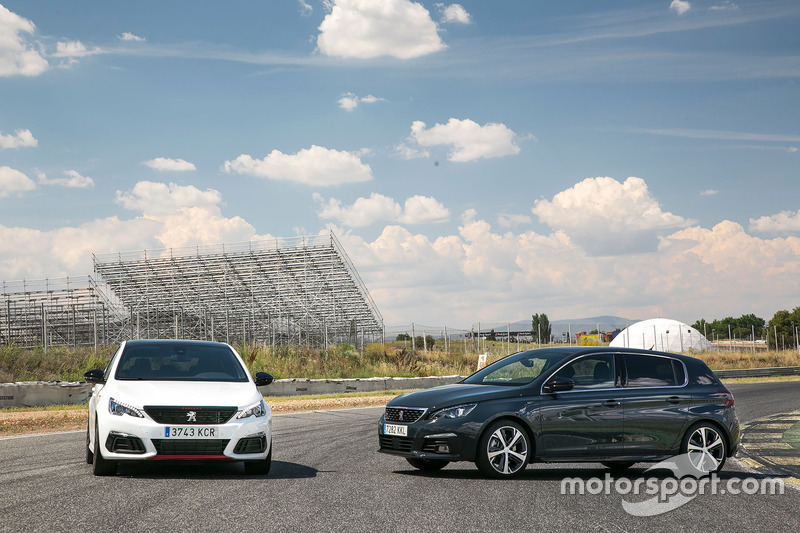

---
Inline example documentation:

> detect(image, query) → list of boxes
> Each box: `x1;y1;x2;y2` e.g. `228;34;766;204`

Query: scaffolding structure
92;232;384;348
0;277;125;348
0;232;383;349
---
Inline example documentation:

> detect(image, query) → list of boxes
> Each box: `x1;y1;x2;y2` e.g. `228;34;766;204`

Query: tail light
717;388;734;407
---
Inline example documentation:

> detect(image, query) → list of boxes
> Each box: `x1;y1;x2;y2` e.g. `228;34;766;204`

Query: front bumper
96;409;272;461
377;414;480;462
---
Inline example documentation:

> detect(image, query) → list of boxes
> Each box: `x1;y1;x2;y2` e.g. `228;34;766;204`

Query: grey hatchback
378;347;739;478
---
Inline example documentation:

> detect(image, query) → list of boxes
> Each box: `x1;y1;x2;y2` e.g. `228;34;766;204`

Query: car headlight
108;397;144;418
236;399;267;419
430;403;477;421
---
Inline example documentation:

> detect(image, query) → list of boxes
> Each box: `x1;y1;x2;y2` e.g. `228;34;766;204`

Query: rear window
624;354;683;387
115;343;248;382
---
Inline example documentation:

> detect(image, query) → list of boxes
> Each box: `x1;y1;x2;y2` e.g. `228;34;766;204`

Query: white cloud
0;4;48;76
115;181;222;216
314;192;449;227
223;145;373;186
338;92;385;111
0;180;270;279
399;195;450;224
532;177;694;255
119;32;145;42
700;189;718;196
749;210;800;233
0;166;35;197
408;118;520;162
437;3;471;24
497;213;532;228
298;0;313;15
37;169;95;188
143;157;197;172
317;0;445;59
392;142;430;160
0;128;37;149
333;209;800;326
52;40;103;58
670;0;691;15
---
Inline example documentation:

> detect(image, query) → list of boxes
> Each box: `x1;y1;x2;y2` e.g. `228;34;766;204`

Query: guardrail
2;367;799;408
713;366;800;379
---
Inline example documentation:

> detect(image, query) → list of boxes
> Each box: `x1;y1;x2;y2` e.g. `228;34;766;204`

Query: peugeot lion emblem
186;411;197;422
398;409;404;422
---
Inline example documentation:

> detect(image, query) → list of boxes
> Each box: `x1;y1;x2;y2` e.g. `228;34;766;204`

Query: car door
538;353;625;457
619;353;691;455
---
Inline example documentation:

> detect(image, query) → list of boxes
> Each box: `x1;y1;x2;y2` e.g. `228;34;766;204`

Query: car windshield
115;343;249;382
462;349;569;386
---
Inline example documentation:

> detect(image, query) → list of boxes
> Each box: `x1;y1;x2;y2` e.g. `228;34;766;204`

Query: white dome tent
610;318;712;353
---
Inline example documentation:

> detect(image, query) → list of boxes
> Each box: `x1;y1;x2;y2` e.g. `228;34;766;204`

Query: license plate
165;426;218;438
384;423;407;437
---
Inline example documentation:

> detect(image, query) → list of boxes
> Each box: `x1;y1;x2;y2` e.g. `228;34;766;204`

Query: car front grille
144;406;237;425
151;439;230;456
384;407;426;423
379;435;414;453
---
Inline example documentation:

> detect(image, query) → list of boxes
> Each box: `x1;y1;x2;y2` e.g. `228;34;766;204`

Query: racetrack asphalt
0;381;798;533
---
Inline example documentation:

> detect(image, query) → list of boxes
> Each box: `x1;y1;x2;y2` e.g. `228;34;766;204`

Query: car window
464;350;565;386
624;354;678;387
115;343;248;382
552;354;616;390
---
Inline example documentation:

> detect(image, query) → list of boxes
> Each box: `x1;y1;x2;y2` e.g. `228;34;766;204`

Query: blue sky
1;0;799;328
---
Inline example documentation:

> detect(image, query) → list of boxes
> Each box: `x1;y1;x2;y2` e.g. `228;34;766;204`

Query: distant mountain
472;316;640;338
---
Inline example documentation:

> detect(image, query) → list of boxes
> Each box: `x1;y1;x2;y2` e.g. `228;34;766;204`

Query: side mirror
254;372;274;387
542;377;574;394
84;369;105;384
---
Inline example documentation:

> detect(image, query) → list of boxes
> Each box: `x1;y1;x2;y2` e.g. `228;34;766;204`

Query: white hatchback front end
85;340;273;476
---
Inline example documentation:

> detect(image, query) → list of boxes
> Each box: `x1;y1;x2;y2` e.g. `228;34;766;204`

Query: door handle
666;396;681;404
603;399;620;407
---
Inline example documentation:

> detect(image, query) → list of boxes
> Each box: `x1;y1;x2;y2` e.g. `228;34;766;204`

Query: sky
0;0;799;330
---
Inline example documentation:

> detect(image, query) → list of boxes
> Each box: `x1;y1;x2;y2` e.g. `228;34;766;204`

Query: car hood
106;380;260;408
387;383;524;411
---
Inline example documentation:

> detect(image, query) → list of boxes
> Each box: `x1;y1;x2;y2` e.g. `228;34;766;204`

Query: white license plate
384;423;408;437
165;426;218;438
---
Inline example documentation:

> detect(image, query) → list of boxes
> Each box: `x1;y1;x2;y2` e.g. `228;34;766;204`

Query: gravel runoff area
0;391;410;438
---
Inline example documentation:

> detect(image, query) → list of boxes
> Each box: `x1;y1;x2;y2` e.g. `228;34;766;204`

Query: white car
84;339;274;476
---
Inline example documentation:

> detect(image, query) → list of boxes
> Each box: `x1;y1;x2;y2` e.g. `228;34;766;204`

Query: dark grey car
378;347;739;478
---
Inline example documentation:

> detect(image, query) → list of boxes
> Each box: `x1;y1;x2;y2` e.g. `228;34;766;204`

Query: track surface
1;382;799;532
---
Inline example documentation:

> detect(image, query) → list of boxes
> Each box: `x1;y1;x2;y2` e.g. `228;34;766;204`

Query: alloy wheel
485;424;528;476
686;425;725;473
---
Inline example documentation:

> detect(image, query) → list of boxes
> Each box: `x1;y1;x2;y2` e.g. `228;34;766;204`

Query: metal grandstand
0;276;124;349
0;232;384;349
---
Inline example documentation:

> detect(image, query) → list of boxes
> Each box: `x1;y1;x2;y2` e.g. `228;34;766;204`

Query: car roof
525;345;699;363
122;339;231;348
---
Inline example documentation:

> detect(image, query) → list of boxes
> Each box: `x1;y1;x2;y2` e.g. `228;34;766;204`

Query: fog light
436;444;450;453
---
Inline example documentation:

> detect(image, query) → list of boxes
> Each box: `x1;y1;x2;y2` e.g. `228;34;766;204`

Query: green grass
1;342;799;384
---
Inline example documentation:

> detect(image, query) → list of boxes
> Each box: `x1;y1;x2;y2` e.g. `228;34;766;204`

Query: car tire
681;422;727;474
85;418;94;465
406;457;450;471
601;461;635;471
92;421;117;476
244;440;272;476
475;419;530;479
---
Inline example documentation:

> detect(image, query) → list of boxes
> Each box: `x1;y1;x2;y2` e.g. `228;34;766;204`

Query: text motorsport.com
559;454;785;516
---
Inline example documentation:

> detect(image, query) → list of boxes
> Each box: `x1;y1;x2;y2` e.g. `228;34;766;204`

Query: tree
531;313;552;344
767;307;800;350
396;333;410;341
693;314;765;340
414;335;436;350
487;329;497;341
